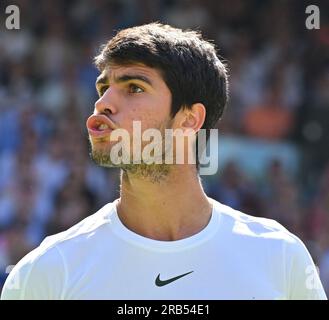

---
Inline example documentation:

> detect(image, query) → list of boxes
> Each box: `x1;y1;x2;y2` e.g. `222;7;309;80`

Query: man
1;23;327;300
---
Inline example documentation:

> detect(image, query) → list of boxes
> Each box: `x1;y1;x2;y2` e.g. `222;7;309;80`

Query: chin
90;151;115;168
90;145;128;168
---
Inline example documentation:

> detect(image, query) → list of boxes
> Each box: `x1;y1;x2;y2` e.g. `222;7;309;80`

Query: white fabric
1;199;327;300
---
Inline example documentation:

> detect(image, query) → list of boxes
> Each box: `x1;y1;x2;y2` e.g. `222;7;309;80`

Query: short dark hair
94;23;229;166
95;22;228;127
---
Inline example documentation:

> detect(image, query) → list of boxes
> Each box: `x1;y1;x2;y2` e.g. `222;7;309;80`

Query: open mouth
86;114;116;138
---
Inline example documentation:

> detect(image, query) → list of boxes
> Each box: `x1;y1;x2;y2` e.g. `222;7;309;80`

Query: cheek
144;96;171;124
119;95;171;132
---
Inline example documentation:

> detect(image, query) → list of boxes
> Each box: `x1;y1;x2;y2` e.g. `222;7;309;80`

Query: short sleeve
286;236;327;300
1;245;67;300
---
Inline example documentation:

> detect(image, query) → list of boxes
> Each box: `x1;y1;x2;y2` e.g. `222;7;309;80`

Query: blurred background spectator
0;0;328;295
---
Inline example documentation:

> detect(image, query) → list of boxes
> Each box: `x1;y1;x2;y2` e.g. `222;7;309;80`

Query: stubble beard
89;119;174;183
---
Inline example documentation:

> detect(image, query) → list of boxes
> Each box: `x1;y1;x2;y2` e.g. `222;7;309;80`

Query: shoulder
1;241;66;299
40;202;115;248
211;198;327;299
211;198;295;241
1;202;116;300
211;198;313;262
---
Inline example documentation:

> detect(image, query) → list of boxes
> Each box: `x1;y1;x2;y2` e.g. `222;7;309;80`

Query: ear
179;103;206;133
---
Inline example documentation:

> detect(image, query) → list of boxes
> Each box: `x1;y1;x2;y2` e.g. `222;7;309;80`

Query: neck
116;164;212;241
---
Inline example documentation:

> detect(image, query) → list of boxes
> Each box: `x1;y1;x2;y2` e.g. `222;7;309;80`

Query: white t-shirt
1;198;327;300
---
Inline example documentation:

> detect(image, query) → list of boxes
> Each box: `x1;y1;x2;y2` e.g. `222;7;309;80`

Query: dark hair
94;23;229;165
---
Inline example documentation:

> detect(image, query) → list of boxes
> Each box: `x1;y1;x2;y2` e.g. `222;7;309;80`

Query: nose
94;88;118;115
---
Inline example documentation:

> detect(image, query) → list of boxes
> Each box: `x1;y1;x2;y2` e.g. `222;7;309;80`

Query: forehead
99;63;165;83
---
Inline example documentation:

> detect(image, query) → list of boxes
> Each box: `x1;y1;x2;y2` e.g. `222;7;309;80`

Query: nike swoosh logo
155;271;194;287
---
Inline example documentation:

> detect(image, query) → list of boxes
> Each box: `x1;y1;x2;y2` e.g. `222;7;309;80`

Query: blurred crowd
0;0;329;295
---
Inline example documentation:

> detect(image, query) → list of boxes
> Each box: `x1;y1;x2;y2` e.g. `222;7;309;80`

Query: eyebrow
95;74;153;87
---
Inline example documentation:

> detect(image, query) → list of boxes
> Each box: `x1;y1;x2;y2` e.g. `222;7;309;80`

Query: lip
86;114;117;138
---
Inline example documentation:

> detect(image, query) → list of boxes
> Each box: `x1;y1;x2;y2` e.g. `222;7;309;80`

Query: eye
98;86;108;96
128;84;144;94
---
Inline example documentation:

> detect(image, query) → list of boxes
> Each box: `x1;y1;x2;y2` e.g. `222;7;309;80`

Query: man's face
86;64;173;168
